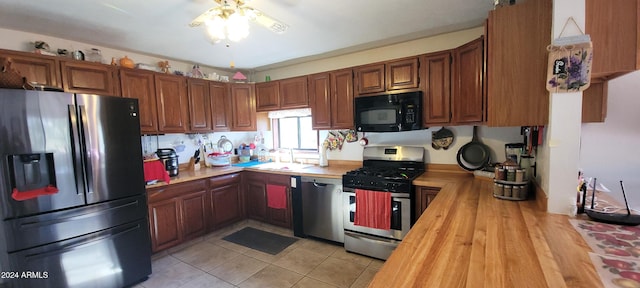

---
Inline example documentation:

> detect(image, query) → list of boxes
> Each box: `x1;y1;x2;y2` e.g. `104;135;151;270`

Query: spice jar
506;169;516;181
512;186;521;198
495;167;506;180
494;184;504;196
504;185;513;197
515;169;525;182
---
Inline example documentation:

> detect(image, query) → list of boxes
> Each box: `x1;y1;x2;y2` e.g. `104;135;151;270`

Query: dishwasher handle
313;181;327;187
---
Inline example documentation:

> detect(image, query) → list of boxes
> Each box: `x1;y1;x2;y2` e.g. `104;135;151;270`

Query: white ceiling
0;0;494;71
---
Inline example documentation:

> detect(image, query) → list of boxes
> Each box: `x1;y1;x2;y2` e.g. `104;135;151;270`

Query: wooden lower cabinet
244;172;292;228
414;186;441;222
208;173;243;229
147;180;207;252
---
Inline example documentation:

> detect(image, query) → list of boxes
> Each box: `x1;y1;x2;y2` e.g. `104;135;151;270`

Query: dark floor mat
222;227;298;255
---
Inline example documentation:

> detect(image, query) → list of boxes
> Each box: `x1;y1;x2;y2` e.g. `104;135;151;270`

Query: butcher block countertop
369;176;602;288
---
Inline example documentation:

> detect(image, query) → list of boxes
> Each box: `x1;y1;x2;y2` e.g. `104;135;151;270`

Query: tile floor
135;220;384;288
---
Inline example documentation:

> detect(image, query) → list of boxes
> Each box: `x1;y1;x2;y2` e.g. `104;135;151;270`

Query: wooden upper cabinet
586;0;640;79
582;80;608;123
279;76;308;109
485;0;552;126
187;78;212;132
230;83;256;131
387;57;419;91
422;51;451;126
330;69;355;129
119;69;158;133
308;72;332;129
452;37;484;124
155;74;189;133
255;81;280;111
60;60;118;95
0;49;61;88
210;82;232;132
354;63;385;95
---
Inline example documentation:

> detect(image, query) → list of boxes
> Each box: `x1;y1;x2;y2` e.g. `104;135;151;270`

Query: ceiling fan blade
189;7;221;27
245;7;289;33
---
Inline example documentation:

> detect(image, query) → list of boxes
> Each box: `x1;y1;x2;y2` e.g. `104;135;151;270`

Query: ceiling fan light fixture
203;9;250;43
205;17;226;43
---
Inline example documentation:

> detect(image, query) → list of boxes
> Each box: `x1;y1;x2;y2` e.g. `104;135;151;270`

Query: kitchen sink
254;162;314;170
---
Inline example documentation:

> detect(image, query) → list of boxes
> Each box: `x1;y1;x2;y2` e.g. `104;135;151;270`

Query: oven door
342;189;410;240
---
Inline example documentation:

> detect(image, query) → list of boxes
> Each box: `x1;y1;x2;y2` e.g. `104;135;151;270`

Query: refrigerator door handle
78;105;94;194
68;105;85;196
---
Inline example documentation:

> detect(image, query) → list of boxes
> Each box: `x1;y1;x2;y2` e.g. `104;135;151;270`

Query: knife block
187;157;200;171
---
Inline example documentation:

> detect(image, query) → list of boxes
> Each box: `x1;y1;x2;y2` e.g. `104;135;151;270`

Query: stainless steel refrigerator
0;89;151;288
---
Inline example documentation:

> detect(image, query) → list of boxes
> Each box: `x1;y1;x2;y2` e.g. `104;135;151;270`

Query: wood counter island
369;177;602;288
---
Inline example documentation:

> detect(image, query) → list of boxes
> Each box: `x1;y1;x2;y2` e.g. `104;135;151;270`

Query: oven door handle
344;231;400;247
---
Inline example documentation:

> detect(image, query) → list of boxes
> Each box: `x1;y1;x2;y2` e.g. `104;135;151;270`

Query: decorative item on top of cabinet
119;68;158;133
414;186;440;222
60;60;119;95
187;78;213;132
586;0;640;80
485;0;552;127
0;49;61;89
230;83;257;131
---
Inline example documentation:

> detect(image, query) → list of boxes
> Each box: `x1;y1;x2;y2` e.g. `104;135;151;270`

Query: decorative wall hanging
546;17;593;93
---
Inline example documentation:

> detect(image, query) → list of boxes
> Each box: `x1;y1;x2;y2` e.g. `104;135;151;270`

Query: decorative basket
0;57;29;89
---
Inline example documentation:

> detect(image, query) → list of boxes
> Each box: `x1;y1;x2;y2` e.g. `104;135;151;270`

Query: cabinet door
582;80;608;123
230;83;256;131
587;0;640;79
155;74;189;133
387;58;419;91
330;69;355;129
187;78;212;132
180;191;208;241
452;37;484;124
279;76;309;109
209;173;242;229
148;198;182;253
0;49;61;88
486;0;552;126
255;81;280;111
60;61;117;95
308;72;332;129
422;51;451;125
245;173;267;221
414;187;440;222
355;63;385;95
266;174;292;228
211;82;232;131
119;69;158;133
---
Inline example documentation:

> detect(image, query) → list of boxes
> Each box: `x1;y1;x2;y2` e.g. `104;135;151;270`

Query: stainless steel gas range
342;146;424;260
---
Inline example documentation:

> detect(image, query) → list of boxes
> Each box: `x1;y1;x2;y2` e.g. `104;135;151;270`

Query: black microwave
354;91;422;132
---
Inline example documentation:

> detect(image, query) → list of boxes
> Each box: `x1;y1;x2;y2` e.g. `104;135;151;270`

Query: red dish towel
267;184;287;209
143;160;170;184
354;189;391;230
12;185;59;201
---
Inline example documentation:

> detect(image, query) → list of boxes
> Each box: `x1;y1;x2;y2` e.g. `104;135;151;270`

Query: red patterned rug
570;219;640;287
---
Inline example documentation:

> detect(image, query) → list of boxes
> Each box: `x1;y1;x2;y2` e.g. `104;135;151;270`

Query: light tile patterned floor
135;220;383;288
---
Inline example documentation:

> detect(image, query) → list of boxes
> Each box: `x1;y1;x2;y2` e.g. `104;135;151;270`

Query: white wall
579;71;640;208
323;126;523;164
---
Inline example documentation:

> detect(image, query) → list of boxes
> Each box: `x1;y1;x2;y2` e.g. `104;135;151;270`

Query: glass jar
86;48;103;63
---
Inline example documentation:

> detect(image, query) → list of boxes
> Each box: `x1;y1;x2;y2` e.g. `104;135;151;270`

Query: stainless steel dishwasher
301;176;344;243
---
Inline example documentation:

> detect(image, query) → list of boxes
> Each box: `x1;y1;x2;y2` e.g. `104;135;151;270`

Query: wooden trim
532;180;548;212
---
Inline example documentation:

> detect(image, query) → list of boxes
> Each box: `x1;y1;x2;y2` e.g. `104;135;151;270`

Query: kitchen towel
143;160;170;184
267;184;287;209
354;189;391;230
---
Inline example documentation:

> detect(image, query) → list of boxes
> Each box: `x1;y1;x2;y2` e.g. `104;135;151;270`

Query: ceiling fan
189;0;289;43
